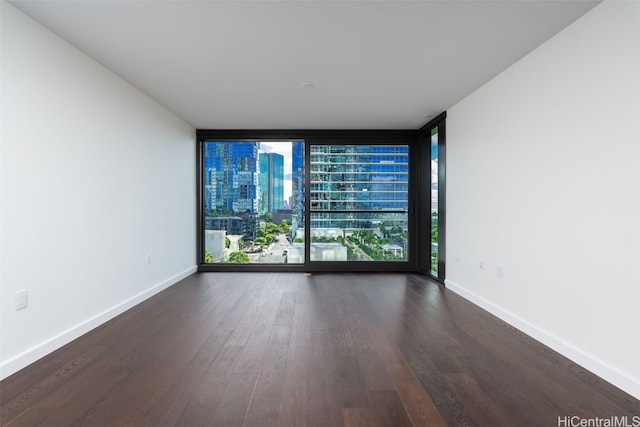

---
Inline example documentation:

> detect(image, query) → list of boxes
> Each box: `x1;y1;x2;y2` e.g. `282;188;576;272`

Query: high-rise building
291;141;305;227
258;152;284;215
309;145;408;230
203;141;259;236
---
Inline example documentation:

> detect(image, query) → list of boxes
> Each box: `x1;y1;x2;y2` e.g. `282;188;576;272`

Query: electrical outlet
15;290;28;311
479;260;485;271
145;254;152;265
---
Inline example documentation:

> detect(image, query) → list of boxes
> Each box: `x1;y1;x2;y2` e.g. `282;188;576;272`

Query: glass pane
310;213;408;261
310;144;409;262
203;140;305;264
430;128;439;273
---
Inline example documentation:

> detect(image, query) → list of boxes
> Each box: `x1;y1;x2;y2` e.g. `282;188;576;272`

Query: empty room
1;0;639;426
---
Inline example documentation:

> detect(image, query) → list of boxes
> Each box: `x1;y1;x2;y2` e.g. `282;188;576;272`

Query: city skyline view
203;140;410;265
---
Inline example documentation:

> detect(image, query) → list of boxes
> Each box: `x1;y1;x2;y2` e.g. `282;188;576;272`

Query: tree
237;237;247;249
280;219;290;234
227;251;250;263
255;237;267;250
225;237;231;248
265;221;283;234
204;250;213;263
355;229;376;245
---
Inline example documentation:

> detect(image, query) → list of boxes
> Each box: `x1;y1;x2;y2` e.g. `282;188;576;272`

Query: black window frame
418;113;446;282
196;124;444;275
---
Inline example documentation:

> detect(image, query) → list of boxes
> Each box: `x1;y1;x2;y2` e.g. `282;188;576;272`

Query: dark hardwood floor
1;273;638;426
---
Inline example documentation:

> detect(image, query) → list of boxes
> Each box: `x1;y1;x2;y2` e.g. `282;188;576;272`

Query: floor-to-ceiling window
196;128;441;274
309;144;409;263
431;128;439;273
419;113;446;281
200;139;305;266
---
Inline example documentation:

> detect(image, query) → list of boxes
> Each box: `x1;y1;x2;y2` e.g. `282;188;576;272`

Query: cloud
259;143;275;153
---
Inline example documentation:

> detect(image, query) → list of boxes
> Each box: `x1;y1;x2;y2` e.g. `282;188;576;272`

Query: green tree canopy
227;251;250;263
264;221;283;234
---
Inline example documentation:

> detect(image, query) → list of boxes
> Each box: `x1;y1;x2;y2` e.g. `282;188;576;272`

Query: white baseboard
0;265;197;380
445;279;640;400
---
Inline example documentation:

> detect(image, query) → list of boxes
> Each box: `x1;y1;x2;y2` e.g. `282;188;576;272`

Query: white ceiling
11;0;599;130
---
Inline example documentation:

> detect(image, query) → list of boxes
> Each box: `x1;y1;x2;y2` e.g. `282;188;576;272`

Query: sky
259;141;293;201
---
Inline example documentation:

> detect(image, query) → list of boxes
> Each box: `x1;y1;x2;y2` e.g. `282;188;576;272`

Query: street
248;233;290;264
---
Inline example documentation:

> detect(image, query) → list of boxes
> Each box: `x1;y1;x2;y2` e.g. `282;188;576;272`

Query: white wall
0;2;196;378
446;1;640;399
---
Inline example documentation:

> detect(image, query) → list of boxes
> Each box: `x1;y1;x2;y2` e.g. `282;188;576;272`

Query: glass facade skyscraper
203;141;259;235
291;141;305;227
258;152;285;214
309;145;408;230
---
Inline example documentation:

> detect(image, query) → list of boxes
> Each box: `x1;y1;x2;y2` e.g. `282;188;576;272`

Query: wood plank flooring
1;273;638;426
